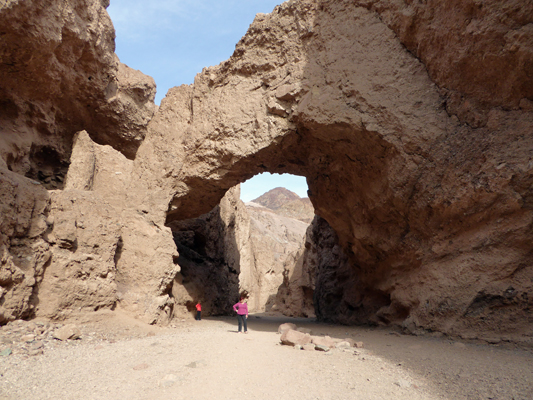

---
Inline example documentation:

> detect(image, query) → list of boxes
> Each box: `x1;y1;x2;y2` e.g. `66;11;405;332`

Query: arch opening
133;0;448;329
165;172;317;319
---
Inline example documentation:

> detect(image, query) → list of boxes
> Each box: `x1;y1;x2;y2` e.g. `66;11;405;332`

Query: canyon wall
143;0;533;343
0;0;170;324
244;200;309;312
167;186;245;317
1;0;532;345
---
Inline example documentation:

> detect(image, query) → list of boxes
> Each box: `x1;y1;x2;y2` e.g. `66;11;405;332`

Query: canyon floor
0;311;532;400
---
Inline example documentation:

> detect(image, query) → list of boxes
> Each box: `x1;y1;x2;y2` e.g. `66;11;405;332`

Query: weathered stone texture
0;167;50;324
273;221;317;318
140;0;532;342
244;202;309;312
0;0;156;178
36;189;120;319
167;187;244;317
0;0;532;345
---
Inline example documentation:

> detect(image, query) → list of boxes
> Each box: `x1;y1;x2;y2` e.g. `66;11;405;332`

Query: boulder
280;329;312;347
53;324;81;341
341;338;355;347
314;344;330;352
311;335;336;349
335;341;352;350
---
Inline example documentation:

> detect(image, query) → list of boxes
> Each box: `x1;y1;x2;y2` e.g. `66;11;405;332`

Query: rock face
0;0;169;325
142;0;533;343
34;131;179;324
244;200;309;312
0;0;156;179
307;216;377;325
167;187;245;317
0;168;50;324
0;0;532;346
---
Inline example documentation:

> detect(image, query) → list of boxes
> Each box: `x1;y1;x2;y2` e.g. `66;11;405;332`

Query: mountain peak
250;187;314;224
251;187;301;209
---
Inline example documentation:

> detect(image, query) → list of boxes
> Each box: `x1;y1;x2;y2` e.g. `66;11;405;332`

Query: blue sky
108;0;282;104
240;173;309;202
107;0;308;201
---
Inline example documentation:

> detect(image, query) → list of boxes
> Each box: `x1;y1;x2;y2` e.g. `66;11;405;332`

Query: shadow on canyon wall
168;205;241;318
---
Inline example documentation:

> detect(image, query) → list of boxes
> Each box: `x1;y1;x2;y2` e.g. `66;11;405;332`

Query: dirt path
1;312;532;400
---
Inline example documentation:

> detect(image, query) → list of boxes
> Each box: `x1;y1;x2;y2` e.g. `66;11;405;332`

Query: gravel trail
1;312;532;400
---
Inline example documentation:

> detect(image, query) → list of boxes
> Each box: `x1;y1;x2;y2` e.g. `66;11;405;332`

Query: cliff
1;0;532;344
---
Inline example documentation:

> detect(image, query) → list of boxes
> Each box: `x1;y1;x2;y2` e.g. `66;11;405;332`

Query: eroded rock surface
0;0;532;345
138;0;533;342
167;186;310;316
0;0;156;179
167;187;244;317
0;0;164;325
244;200;309;312
0;168;50;324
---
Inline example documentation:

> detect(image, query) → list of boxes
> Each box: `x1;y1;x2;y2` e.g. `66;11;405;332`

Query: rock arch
0;0;532;343
127;0;533;340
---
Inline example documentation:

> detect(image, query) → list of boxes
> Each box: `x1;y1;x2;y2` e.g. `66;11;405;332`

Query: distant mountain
252;187;301;209
250;187;314;224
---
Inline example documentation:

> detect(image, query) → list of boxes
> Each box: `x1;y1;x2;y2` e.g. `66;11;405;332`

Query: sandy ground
1;311;532;400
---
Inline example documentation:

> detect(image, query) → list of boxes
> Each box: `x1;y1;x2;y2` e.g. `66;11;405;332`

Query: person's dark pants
237;314;247;332
196;311;201;320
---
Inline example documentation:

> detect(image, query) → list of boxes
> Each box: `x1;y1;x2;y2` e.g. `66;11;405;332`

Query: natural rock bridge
1;0;532;345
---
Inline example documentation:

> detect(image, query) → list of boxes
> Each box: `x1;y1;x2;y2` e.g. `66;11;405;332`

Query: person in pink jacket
233;297;249;333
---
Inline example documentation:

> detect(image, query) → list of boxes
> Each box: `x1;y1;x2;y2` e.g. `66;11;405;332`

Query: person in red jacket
195;302;202;321
232;297;248;333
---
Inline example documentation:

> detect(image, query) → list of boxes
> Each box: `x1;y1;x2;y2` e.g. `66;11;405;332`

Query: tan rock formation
37;189;120;319
64;131;179;324
0;0;163;324
252;187;314;223
137;0;532;343
369;0;533;121
167;186;245;317
0;0;156;179
0;0;532;347
244;201;309;312
23;131;178;324
273;221;317;319
0;167;50;324
280;329;312;346
166;185;309;316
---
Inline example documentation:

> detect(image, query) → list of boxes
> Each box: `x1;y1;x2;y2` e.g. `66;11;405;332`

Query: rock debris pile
278;323;363;353
0;320;82;358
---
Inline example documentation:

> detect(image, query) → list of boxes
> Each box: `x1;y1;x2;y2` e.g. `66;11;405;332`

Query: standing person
195;302;202;321
232;297;249;333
